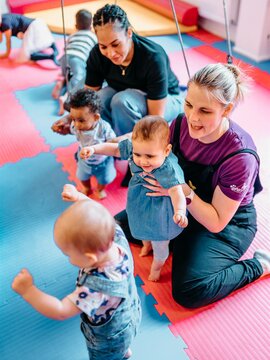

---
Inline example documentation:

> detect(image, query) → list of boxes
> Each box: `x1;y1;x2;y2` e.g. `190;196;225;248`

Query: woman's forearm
187;187;240;233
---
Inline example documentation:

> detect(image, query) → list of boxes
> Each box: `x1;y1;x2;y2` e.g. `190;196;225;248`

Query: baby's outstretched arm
80;143;121;160
168;185;188;228
12;269;81;320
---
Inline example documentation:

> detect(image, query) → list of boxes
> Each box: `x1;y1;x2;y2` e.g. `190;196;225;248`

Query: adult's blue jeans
98;86;183;135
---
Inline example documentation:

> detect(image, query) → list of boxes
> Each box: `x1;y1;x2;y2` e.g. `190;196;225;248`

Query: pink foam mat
0;39;63;91
0;92;50;166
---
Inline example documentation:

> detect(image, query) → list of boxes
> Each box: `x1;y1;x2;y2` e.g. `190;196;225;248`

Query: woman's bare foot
139;241;152;257
148;259;165;282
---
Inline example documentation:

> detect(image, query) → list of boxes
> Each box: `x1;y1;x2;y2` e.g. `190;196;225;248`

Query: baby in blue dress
81;116;188;281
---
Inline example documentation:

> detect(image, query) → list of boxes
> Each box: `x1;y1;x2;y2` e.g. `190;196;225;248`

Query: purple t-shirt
170;116;259;205
0;14;33;36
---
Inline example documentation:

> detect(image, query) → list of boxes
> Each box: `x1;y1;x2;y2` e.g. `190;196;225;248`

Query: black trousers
115;204;262;309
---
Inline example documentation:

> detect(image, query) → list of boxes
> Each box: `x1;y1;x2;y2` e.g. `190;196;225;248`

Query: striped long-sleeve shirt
66;30;97;61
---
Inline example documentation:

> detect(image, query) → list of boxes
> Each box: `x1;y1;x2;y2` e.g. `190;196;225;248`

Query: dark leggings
115;205;263;309
30;42;58;61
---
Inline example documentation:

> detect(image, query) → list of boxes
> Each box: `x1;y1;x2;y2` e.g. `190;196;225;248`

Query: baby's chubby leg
149;240;170;282
139;240;152;257
80;179;93;196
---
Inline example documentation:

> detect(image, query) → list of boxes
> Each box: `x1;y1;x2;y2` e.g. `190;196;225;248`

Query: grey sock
254;249;270;275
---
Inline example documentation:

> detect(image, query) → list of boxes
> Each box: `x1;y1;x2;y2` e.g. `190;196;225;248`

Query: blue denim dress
78;225;141;360
119;139;185;241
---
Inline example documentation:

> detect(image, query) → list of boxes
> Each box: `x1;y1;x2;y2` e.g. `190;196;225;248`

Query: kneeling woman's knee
172;280;212;309
110;91;128;108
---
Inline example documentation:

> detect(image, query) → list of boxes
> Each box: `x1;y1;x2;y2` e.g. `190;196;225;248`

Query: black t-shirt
0;13;33;36
85;33;180;99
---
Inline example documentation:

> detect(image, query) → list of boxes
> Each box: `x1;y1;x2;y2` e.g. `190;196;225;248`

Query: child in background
51;88;116;199
51;9;97;115
0;13;59;64
12;192;141;360
80;116;188;281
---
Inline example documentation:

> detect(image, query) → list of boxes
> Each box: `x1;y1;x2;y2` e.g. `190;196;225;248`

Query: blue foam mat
15;86;74;150
0;152;76;304
149;34;203;54
1;276;189;360
1;151;189;360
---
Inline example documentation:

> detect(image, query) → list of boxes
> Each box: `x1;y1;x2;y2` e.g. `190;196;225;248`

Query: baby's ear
85;252;98;263
94;113;100;122
165;143;172;156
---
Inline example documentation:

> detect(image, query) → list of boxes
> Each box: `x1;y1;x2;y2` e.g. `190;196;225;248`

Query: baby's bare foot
97;189;107;199
148;269;161;282
148;259;165;282
139;243;152;257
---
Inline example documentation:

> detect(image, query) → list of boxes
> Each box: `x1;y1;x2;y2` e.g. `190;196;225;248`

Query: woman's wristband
186;189;195;205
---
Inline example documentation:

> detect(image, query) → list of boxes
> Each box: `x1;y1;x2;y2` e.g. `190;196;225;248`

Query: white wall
0;0;9;13
233;0;270;61
186;0;270;61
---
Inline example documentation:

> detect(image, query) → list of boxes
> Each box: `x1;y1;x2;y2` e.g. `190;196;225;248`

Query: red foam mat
189;28;223;43
0;92;50;166
8;0;90;14
195;45;270;90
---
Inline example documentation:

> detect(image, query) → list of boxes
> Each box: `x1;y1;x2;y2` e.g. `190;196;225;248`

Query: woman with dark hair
85;3;183;136
53;3;183;185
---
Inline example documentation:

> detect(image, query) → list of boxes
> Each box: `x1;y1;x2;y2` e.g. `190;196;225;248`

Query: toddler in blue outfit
12;187;141;360
80;116;188;281
52;88;116;199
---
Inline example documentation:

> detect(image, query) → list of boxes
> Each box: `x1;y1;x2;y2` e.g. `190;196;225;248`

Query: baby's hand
62;184;79;202
12;268;34;296
51;118;70;135
173;212;188;228
80;146;94;160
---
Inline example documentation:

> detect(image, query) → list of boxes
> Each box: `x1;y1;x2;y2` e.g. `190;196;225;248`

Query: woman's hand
12;269;34;296
143;177;169;197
